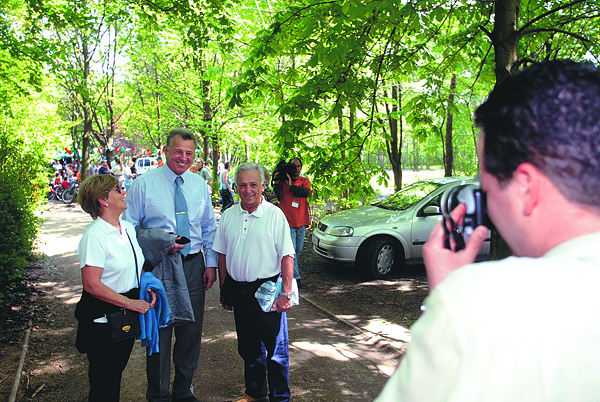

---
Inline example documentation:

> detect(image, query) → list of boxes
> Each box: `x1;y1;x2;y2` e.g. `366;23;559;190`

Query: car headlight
327;226;354;237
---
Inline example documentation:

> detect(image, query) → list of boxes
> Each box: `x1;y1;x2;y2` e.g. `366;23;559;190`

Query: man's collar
237;197;266;217
160;164;190;184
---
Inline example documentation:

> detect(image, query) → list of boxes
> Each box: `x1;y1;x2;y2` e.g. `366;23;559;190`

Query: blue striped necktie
174;176;191;256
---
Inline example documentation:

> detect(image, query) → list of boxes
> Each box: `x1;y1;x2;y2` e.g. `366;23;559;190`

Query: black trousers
220;188;234;211
86;322;135;402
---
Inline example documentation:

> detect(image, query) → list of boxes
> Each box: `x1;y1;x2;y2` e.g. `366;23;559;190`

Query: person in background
124;160;137;192
124;128;218;402
131;157;138;176
375;60;600;401
213;162;295;402
98;161;111;175
196;159;212;184
89;161;100;177
273;157;311;288
111;158;125;190
74;174;154;402
220;161;234;212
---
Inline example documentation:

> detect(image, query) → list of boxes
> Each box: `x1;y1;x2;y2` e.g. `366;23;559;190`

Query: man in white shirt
376;60;600;401
124;128;217;402
213;162;295;402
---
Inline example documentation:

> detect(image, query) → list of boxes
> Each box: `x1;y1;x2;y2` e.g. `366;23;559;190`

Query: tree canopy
1;0;599;198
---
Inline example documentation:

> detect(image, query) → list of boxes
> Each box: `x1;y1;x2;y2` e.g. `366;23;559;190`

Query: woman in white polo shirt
74;174;153;402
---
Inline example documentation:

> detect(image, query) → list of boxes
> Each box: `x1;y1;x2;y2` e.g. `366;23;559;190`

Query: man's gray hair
234;162;266;187
166;128;198;149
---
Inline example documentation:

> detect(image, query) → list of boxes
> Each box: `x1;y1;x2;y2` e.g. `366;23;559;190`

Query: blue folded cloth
255;276;299;312
139;272;171;355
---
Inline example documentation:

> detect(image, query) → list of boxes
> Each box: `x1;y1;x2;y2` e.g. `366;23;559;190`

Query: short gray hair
166;128;198;149
234;162;266;187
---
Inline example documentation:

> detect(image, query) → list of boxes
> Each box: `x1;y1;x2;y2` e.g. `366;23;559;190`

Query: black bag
106;230;142;342
106;308;141;341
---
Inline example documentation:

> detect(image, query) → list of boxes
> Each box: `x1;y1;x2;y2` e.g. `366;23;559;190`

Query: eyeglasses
104;187;124;195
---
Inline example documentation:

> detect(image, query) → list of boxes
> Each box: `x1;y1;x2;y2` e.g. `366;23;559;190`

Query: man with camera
375;60;600;401
273;157;311;287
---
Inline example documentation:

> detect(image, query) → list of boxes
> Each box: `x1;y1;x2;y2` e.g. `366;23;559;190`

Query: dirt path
0;202;404;401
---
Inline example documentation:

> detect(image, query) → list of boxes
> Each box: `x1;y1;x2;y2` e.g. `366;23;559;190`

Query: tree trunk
338;115;345;161
444;74;456;177
201;64;212;162
211;133;219;196
81;36;93;181
412;137;418;170
384;83;403;190
491;0;520;86
487;0;520;260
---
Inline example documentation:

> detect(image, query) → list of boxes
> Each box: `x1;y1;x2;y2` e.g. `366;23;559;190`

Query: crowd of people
86;157;139;191
71;59;600;402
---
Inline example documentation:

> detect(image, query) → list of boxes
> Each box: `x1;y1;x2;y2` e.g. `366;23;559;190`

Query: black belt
182;251;201;261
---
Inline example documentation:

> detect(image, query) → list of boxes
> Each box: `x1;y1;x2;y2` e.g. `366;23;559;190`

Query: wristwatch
280;291;293;299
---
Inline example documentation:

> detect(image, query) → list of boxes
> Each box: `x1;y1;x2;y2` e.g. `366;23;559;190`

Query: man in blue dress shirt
124;128;218;402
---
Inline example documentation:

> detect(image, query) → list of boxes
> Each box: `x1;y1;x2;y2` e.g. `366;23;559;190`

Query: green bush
0;132;45;305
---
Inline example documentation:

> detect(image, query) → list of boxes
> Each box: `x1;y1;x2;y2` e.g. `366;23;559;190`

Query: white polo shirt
78;217;145;294
213;199;295;282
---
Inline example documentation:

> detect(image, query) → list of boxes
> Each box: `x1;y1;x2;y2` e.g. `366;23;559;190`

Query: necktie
174;176;191;256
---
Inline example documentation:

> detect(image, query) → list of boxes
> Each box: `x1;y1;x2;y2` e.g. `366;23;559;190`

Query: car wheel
364;237;398;279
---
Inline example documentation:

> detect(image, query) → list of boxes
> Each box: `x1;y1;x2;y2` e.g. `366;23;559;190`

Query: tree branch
518;0;587;33
521;27;594;44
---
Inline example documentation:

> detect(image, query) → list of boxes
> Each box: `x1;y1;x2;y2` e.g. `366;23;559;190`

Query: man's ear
513;163;541;216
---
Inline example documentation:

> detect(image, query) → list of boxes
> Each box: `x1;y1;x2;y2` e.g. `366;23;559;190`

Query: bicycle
61;182;79;204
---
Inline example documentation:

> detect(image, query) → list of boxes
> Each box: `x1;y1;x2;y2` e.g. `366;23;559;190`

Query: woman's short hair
78;174;118;219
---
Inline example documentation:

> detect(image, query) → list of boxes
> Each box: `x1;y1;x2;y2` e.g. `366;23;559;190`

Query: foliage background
0;0;599;302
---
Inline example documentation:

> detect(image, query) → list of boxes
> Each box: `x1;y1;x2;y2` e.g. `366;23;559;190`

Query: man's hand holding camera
423;203;489;293
273;171;293;187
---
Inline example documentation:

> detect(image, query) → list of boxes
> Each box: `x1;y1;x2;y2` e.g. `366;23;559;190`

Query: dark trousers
234;299;290;402
86;323;135;402
146;253;206;402
220;188;234;212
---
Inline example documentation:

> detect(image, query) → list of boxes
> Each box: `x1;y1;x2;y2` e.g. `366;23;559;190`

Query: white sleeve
375;289;461;402
78;230;107;269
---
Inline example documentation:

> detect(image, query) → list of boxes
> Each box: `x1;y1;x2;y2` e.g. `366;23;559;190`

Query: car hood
320;205;412;230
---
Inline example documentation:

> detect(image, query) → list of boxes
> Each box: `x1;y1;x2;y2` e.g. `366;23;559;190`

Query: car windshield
373;181;442;211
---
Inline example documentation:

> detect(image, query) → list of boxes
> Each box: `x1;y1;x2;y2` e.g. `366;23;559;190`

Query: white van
136;157;158;175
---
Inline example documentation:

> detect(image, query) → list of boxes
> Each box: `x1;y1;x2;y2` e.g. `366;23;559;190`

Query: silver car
312;177;490;279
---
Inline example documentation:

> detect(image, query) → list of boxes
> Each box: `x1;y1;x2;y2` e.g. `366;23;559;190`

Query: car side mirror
422;205;441;215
